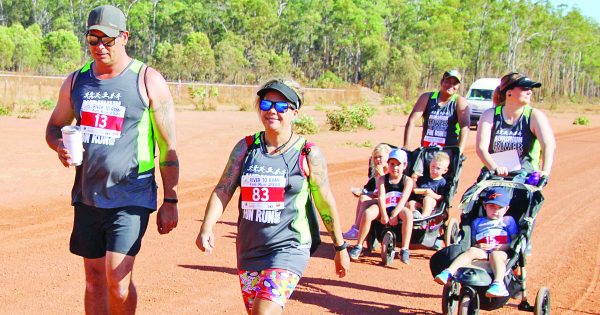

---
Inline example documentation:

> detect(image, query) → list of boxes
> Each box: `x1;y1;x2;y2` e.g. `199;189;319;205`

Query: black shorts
70;203;151;258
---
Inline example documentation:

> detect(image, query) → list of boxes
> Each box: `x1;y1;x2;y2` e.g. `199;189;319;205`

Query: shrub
385;104;411;115
326;104;376;131
344;140;373;148
573;116;590;126
39;99;55;110
293;114;319;135
189;85;217;111
0;105;10;116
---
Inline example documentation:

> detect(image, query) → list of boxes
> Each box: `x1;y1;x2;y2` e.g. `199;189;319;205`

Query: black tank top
421;91;460;147
488;105;541;172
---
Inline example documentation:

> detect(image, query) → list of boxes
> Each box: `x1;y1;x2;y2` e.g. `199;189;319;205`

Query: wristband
334;241;348;252
164;198;178;204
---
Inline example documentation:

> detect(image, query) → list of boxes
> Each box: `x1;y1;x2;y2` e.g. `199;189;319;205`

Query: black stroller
429;173;550;314
368;145;465;265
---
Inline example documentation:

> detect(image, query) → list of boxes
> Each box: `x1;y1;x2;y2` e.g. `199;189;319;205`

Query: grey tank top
70;60;157;209
237;132;312;276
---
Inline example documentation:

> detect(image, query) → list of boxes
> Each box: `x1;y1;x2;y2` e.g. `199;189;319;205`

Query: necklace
264;132;294;154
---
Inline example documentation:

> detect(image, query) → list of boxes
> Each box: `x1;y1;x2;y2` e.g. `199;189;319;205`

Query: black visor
257;81;301;109
503;76;542;93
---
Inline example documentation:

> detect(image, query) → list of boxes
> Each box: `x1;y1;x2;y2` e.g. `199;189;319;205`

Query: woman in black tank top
196;79;350;314
475;72;556;178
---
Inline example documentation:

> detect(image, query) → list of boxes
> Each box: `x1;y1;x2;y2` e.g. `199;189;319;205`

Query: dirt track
1;108;599;314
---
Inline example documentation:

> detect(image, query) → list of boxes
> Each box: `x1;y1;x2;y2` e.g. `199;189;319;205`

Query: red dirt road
1;108;599;314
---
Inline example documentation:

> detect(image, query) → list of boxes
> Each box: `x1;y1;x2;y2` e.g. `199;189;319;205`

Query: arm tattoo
321;214;332;226
308;148;329;190
155;97;176;142
160;160;179;167
215;141;245;198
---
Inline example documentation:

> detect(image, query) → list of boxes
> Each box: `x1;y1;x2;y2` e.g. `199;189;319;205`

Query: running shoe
486;281;509;297
343;225;359;240
348;245;363;261
434;269;452;285
350;187;363;197
381;231;396;265
400;249;410;265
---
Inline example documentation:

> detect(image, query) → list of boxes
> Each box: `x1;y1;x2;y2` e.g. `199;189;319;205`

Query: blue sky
549;0;600;23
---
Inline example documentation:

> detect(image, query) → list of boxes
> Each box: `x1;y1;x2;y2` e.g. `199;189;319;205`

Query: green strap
80;61;93;73
129;59;144;74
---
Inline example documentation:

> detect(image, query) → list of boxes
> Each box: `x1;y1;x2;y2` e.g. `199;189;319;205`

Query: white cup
61;125;83;166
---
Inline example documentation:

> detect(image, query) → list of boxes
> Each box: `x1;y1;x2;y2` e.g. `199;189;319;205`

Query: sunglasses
259;99;294;113
86;33;122;47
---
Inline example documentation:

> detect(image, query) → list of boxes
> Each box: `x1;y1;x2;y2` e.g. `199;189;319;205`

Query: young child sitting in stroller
348;149;414;261
408;151;450;218
434;187;518;298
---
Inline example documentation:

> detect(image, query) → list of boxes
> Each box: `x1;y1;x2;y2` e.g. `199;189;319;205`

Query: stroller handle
479;169;548;188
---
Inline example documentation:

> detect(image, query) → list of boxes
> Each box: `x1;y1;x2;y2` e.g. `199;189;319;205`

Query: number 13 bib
80;100;126;138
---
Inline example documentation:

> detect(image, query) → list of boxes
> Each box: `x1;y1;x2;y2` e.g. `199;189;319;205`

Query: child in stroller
434;187;518;298
366;145;464;266
429;174;550;315
347;149;413;262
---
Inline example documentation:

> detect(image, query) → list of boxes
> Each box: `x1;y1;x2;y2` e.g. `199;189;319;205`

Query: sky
549;0;600;23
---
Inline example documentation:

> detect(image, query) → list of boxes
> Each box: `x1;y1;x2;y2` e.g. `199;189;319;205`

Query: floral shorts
238;268;301;312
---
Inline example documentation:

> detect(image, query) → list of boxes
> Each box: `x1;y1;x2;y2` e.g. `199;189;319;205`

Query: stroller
367;145;465;265
429;171;550;315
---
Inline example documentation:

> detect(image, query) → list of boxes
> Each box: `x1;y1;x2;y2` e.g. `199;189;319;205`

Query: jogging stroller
368;145;465;265
429;171;550;315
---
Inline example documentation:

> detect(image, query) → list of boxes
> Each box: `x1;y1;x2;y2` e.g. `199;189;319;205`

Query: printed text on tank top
78;63;136;146
493;108;528;156
422;92;458;147
240;172;286;224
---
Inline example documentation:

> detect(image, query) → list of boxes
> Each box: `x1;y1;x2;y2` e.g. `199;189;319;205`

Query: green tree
9;23;43;72
0;26;15;70
214;32;249;83
183;32;215;82
43;29;81;74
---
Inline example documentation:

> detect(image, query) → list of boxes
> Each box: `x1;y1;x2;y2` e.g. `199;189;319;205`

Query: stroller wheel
444;218;459;247
534;287;551;315
441;281;460;315
381;231;395;266
458;287;479;315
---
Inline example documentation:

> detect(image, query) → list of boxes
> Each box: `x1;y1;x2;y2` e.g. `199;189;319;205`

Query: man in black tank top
403;70;471;153
45;5;179;314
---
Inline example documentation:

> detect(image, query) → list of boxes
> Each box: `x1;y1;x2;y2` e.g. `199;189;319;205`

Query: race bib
385;191;402;207
80;100;126;138
240;174;286;210
423;114;449;147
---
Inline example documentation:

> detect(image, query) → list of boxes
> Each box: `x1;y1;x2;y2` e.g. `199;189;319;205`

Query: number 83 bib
241;174;286;210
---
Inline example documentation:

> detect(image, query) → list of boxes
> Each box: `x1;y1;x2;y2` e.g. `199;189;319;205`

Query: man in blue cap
45;4;179;314
434;187;518;298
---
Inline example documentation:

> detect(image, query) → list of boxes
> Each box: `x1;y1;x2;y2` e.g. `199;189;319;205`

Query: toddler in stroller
429;175;550;315
347;149;413;262
366;145;464;266
434;187;518;297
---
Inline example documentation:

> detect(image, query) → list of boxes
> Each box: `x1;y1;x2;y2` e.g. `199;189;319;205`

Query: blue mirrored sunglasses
259;99;294;113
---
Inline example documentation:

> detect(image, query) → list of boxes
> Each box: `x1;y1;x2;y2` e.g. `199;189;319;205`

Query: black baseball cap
87;5;127;37
257;81;302;109
503;75;542;92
